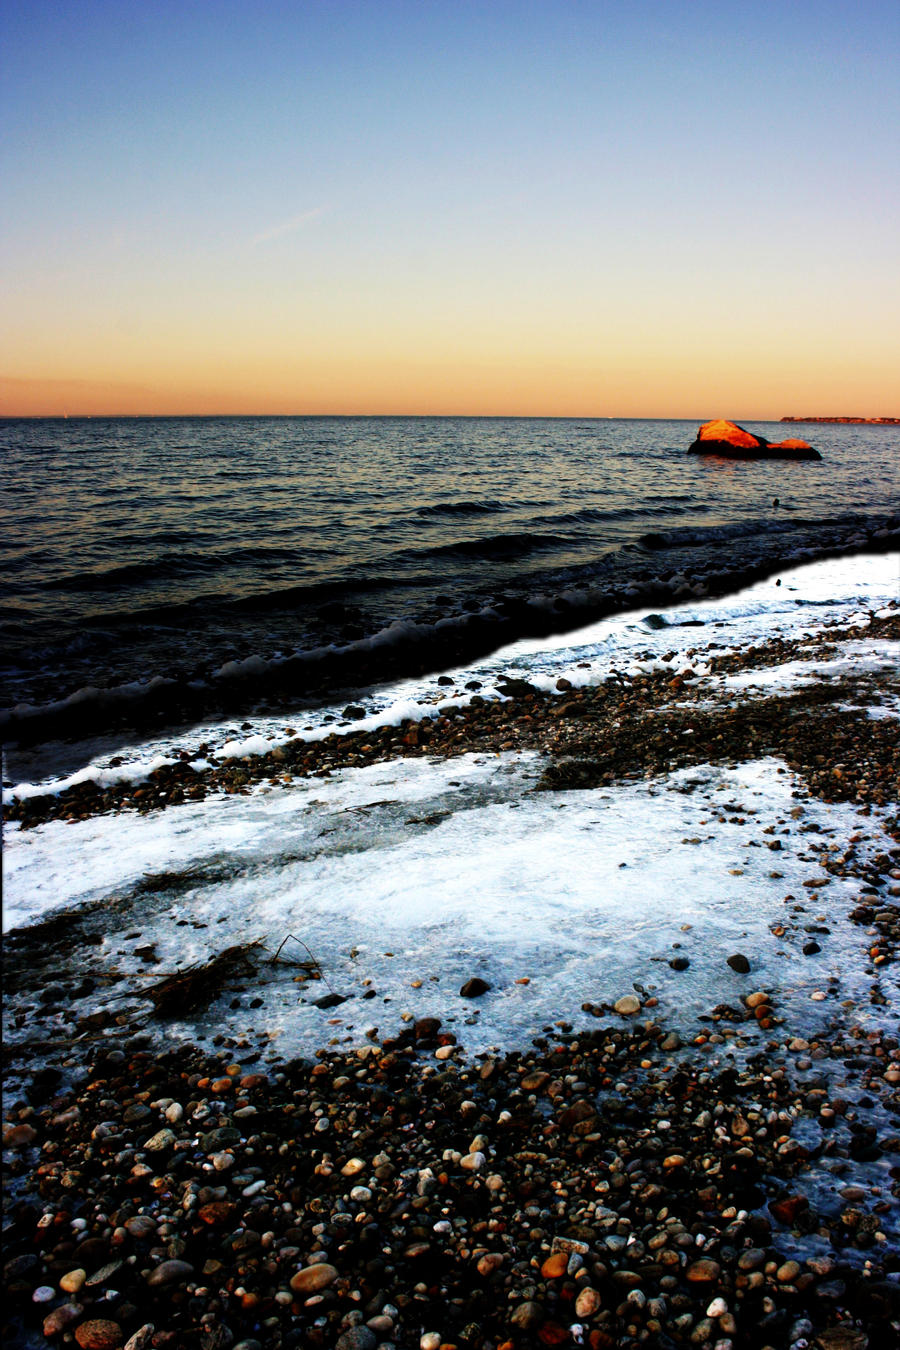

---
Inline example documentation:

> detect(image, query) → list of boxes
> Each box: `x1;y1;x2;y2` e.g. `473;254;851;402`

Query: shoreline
3;559;899;1349
6;603;899;833
4;520;898;767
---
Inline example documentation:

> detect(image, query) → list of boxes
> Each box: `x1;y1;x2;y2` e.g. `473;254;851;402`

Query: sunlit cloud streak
252;208;325;245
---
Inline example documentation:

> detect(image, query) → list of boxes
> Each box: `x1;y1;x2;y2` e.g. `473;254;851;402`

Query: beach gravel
4;595;899;1348
3;1008;900;1349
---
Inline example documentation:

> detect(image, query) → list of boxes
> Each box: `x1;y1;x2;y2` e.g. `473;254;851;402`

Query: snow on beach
3;551;898;1071
3;546;900;1349
4;750;898;1064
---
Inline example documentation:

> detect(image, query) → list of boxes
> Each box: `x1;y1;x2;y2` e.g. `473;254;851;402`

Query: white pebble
420;1335;442;1350
707;1297;728;1317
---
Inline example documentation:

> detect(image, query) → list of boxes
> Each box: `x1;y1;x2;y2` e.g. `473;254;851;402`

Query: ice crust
3;548;898;1068
4;752;897;1064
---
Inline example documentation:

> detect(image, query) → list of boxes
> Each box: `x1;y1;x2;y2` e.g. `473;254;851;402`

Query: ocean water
1;415;897;745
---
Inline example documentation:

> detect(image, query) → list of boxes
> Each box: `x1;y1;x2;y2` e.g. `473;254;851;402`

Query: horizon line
3;411;889;422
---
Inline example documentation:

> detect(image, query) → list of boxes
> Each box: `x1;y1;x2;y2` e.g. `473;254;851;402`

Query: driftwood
143;941;262;1017
269;934;335;993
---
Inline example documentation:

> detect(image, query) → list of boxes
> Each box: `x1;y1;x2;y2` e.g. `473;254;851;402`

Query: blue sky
2;0;898;415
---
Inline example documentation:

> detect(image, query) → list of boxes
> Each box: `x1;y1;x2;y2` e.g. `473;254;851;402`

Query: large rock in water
688;419;821;461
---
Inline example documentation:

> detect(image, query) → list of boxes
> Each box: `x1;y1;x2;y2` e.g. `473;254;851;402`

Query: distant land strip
780;415;900;424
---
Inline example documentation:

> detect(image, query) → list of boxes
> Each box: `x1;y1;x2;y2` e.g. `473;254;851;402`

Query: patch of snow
4;754;896;1064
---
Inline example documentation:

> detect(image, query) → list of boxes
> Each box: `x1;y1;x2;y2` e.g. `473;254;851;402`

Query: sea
2;415;898;767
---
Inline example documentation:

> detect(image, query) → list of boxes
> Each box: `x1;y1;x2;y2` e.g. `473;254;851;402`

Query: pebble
511;1301;544;1330
123;1329;154;1350
289;1263;339;1294
3;720;899;1350
335;1329;376;1350
575;1287;602;1317
74;1320;123;1350
686;1260;721;1283
42;1304;83;1337
145;1260;193;1287
614;994;641;1015
142;1128;175;1152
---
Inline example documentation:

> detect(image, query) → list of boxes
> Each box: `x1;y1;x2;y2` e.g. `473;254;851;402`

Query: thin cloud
252;207;325;245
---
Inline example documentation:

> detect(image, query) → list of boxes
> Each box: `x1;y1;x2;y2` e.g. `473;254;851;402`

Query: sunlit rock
688;419;821;461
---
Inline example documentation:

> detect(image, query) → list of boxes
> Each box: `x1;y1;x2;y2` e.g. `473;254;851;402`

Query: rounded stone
289;1263;339;1294
60;1268;87;1293
541;1251;569;1279
43;1304;84;1337
510;1301;544;1330
575;1287;602;1317
614;995;641;1015
686;1259;721;1283
335;1330;376;1350
476;1252;504;1276
145;1259;194;1287
74;1320;123;1350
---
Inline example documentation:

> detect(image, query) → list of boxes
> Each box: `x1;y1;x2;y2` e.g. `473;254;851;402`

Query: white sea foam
6;550;895;802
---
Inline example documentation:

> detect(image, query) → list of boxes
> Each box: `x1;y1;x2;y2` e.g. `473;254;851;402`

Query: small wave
638;519;795;550
418;531;572;561
41;545;307;592
533;503;708;527
416;500;506;518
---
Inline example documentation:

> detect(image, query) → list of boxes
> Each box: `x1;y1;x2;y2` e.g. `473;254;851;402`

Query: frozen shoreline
5;549;899;803
3;549;899;1348
4;550;898;1067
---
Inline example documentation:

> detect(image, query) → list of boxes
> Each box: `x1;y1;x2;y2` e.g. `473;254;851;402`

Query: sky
1;0;898;418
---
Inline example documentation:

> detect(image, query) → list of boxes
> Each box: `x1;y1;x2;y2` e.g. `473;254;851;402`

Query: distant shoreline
781;415;900;425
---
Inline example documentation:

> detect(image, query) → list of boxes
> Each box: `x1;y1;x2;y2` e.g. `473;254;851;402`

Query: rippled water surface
1;416;897;728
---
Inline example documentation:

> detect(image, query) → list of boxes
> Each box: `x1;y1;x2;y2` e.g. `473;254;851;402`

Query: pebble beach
3;552;900;1350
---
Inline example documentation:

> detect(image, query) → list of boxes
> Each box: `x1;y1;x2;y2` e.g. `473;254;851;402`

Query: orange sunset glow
2;3;898;420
